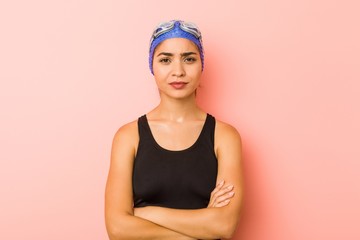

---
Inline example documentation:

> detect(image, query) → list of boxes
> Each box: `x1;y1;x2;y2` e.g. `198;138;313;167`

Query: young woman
105;20;244;240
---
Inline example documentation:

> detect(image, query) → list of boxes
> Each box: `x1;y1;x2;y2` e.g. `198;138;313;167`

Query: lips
169;81;188;89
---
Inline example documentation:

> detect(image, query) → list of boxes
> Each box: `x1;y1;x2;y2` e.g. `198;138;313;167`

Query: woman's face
152;38;202;100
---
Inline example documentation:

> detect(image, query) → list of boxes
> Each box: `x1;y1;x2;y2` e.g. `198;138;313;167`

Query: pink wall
1;0;359;239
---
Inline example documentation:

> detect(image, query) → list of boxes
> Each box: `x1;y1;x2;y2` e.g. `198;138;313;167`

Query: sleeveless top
132;113;218;209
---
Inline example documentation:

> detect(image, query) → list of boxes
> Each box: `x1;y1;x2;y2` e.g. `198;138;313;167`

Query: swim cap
149;20;204;75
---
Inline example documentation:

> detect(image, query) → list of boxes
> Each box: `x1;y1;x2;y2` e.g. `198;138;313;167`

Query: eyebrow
156;52;198;57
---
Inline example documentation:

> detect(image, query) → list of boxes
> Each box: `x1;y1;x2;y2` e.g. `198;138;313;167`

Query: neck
152;94;203;122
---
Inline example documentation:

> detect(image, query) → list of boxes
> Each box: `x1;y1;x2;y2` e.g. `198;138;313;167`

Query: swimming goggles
149;20;202;45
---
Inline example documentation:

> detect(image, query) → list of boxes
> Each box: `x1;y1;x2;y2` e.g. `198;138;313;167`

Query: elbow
106;224;131;240
210;209;239;239
209;221;237;239
105;209;136;240
106;223;122;240
219;221;238;239
105;217;129;240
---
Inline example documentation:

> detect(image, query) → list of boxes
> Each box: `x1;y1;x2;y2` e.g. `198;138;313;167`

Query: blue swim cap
149;20;204;75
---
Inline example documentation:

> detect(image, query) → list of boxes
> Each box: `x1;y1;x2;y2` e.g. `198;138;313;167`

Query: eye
184;57;197;63
159;58;171;64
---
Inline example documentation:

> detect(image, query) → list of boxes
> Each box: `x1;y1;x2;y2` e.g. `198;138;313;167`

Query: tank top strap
137;115;152;143
199;113;216;149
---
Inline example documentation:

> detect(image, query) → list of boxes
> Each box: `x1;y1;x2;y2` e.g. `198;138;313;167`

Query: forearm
106;214;196;240
135;207;235;239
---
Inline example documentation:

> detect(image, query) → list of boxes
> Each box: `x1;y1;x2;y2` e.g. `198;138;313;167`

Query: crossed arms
105;120;244;240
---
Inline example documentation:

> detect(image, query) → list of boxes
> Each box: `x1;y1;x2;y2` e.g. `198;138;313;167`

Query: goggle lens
153;21;175;38
150;20;202;45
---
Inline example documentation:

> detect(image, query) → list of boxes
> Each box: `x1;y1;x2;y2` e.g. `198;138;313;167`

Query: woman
105;20;244;240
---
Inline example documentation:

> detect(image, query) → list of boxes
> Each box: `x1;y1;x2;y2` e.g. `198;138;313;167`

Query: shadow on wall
196;42;229;117
197;41;267;239
196;40;245;118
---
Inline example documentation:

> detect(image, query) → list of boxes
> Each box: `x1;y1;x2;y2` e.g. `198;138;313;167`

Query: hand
133;207;148;219
208;180;235;208
133;206;158;223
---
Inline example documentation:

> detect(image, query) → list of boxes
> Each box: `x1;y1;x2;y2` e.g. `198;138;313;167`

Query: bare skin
105;38;244;240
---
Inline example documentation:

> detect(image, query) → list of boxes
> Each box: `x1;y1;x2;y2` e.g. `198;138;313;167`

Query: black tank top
132;113;218;209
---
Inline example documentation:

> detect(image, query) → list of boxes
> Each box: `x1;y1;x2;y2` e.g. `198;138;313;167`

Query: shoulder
111;119;139;154
113;119;138;140
215;119;242;144
214;119;242;155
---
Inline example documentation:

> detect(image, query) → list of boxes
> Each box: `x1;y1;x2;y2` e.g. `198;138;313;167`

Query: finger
211;192;234;208
209;188;234;208
211;183;232;199
212;180;225;195
209;182;233;207
212;184;234;200
209;180;225;206
216;191;235;203
214;199;230;208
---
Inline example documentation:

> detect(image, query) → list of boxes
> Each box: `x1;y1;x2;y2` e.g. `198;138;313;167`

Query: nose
172;60;185;77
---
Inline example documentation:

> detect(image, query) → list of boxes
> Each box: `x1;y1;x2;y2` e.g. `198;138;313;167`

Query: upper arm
105;121;138;229
214;120;244;229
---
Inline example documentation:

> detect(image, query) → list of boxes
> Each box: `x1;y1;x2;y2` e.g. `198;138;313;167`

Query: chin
161;91;196;100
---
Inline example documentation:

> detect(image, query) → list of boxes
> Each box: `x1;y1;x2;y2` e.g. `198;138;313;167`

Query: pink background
1;0;359;239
